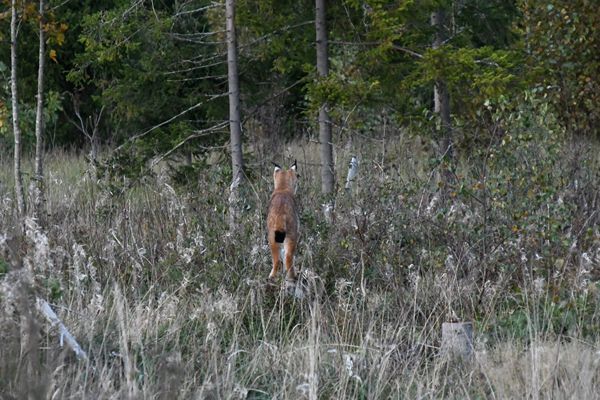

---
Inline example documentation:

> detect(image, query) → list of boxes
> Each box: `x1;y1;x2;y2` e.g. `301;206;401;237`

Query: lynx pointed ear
271;161;282;172
291;160;297;171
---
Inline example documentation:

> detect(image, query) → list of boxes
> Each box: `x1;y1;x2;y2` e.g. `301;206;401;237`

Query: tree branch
36;298;88;361
114;92;228;152
329;40;424;59
149;120;229;168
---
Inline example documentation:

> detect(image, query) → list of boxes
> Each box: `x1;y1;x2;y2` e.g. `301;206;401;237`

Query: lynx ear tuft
291;160;297;171
271;161;282;172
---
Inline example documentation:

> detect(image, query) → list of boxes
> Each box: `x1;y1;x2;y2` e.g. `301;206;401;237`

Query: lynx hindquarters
267;162;299;282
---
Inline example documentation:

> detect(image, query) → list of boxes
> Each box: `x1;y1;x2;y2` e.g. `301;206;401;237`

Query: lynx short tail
274;230;286;243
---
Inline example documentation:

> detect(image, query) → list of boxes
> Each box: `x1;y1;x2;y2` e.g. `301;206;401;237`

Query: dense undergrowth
1;104;599;398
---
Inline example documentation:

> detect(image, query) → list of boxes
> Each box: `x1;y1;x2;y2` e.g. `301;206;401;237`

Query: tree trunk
316;0;334;196
11;0;26;222
33;0;46;224
226;0;243;182
226;0;243;229
431;9;452;159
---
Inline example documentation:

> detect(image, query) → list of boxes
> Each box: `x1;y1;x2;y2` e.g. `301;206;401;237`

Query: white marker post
345;156;359;191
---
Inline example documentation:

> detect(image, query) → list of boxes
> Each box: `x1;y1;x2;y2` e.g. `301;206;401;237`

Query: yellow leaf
25;3;37;16
49;49;57;63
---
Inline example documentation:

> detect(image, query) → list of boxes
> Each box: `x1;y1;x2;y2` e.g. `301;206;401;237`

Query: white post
345;156;359;191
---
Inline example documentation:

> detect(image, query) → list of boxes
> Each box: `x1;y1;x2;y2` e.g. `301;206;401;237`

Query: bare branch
115;92;228;152
174;2;222;18
166;74;228;83
36;298;88;361
330;40;424;59
238;20;315;51
391;44;424;59
243;77;308;124
149;120;229;168
162;59;228;75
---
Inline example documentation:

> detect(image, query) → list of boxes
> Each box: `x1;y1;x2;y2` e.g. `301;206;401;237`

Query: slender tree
316;0;334;197
68;95;104;179
33;0;46;224
226;0;243;182
226;0;243;229
10;0;26;222
431;8;452;159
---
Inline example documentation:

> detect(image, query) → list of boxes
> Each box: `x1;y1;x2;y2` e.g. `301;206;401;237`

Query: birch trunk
226;0;243;229
431;9;453;159
226;0;243;181
11;0;26;222
33;0;46;224
316;0;334;196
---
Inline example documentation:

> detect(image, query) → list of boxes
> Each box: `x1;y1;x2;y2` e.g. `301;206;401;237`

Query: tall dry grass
0;127;599;399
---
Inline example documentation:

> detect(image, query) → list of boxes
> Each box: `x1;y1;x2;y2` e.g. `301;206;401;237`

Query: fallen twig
36;298;88;361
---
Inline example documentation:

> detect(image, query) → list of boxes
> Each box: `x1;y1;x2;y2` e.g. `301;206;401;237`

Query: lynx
267;161;299;282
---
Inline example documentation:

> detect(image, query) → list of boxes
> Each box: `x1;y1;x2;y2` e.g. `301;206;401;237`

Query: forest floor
1;131;599;399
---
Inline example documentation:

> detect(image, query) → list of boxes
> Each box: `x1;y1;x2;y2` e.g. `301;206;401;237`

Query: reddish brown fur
266;165;299;281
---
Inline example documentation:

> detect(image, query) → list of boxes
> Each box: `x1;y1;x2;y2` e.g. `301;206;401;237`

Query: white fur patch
279;244;285;263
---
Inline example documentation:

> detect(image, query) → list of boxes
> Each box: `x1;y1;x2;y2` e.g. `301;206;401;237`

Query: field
1;124;600;399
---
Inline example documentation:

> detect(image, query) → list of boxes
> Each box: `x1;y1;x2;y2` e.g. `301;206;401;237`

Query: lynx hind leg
269;242;282;279
283;239;297;282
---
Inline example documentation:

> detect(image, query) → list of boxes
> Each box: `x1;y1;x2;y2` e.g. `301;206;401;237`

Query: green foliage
0;0;594;163
408;46;524;119
296;0;526;147
523;0;600;136
490;288;600;342
306;60;380;114
0;0;75;147
47;277;62;301
69;2;222;137
236;0;316;136
0;258;7;276
63;1;232;182
0;90;63;149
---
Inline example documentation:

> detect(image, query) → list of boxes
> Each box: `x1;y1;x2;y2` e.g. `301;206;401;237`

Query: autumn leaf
56;32;65;46
24;3;37;17
49;49;58;63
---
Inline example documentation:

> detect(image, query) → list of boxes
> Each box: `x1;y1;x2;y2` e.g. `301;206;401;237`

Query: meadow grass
0;128;599;399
